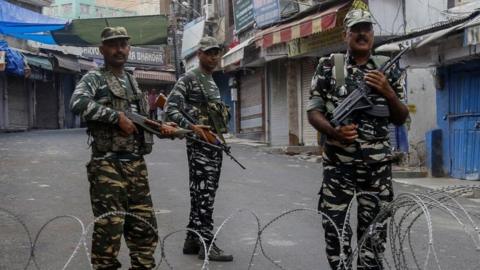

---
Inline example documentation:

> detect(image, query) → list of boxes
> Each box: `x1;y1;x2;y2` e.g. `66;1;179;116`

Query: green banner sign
233;0;254;32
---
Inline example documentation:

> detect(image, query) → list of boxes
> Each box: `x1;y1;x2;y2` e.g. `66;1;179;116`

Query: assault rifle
331;46;410;126
126;111;229;152
156;94;246;170
124;111;192;139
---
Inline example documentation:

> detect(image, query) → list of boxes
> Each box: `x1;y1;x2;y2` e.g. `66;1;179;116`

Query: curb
392;170;428;178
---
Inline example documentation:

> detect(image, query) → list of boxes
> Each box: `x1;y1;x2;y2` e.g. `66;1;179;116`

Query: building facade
377;0;480;179
221;0;411;148
1;0;174;132
1;0;60;131
174;0;236;131
43;0;137;19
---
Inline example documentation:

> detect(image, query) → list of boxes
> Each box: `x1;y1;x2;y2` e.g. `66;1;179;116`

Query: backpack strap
331;53;346;89
330;54;390;87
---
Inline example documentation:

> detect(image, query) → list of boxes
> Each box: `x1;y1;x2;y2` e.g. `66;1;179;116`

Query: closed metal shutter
61;74;76;129
34;80;58;129
239;68;264;140
7;77;29;130
301;59;318;145
269;60;289;146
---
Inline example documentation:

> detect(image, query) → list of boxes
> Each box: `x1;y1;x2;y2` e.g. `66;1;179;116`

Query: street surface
1;129;479;270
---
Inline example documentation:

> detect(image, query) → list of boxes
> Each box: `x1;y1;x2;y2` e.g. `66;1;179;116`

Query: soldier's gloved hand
334;124;358;144
118;111;138;136
364;70;395;99
160;123;177;135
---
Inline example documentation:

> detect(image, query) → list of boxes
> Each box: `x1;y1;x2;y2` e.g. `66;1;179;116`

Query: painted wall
404;0;448;32
371;0;451;35
404;68;437;166
370;0;406;36
397;0;447;167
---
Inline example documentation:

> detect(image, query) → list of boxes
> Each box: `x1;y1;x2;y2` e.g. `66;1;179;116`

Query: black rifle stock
331;46;410;126
182;108;246;170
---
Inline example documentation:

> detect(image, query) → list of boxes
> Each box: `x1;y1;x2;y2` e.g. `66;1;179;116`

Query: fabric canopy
255;2;348;48
52;53;81;72
133;69;176;83
52;15;169;46
221;37;254;68
24;54;53;71
0;0;168;46
0;0;67;44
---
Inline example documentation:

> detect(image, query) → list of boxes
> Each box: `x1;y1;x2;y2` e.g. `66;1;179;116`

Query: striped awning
255;3;348;48
78;58;97;71
133;70;176;83
221;37;254;68
53;54;80;72
465;14;480;46
24;54;53;71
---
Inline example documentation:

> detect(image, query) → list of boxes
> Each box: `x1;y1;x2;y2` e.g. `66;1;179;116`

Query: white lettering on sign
81;47;164;66
82;47;101;56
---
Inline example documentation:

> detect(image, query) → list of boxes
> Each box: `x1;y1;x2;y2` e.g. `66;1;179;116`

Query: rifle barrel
379;46;409;73
164;98;247;169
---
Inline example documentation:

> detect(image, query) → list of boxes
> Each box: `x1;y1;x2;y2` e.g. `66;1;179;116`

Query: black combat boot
198;243;233;262
182;238;200;254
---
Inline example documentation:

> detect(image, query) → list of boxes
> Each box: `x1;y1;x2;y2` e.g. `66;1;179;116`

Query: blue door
213;72;235;132
448;64;480;180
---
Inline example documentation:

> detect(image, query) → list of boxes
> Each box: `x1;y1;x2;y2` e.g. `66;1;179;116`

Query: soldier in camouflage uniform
165;36;233;262
70;27;176;270
307;9;409;270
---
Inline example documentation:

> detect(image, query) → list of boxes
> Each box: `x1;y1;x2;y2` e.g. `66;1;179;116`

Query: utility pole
169;0;180;79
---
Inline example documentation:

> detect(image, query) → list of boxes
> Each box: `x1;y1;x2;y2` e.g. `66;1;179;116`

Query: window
80;4;90;15
42;6;51;16
95;6;105;17
62;3;72;14
217;0;225;17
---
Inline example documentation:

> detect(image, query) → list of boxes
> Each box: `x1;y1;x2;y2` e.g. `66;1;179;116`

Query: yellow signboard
287;5;348;57
287;27;344;57
407;104;417;114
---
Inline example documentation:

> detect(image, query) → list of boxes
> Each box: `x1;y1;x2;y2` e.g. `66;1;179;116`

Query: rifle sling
191;69;227;144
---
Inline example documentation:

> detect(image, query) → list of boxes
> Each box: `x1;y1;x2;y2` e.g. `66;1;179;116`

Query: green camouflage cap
101;26;130;42
343;9;374;28
198;36;221;51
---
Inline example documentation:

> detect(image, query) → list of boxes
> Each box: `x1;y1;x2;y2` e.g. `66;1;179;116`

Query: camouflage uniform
308;53;405;270
70;67;158;270
165;68;224;245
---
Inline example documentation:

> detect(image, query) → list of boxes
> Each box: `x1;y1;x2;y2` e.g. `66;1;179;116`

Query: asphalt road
1;129;479;270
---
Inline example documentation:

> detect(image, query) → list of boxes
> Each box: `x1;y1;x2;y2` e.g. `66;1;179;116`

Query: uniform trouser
86;158;158;270
185;140;223;244
318;162;393;270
